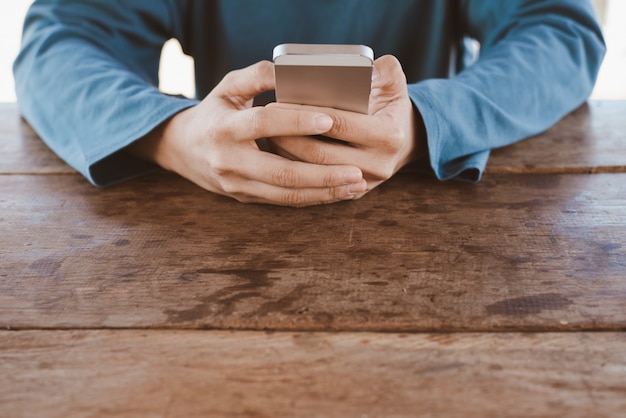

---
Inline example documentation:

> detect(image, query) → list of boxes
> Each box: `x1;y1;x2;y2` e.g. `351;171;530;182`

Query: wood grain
3;98;626;418
2;172;625;331
1;330;624;418
488;101;626;174
0;103;75;175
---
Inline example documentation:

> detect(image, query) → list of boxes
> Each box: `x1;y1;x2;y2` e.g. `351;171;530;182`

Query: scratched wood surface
0;103;75;175
1;330;624;418
2;102;626;418
487;100;626;174
2;171;625;331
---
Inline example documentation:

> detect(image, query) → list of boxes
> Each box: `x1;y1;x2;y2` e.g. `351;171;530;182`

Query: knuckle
310;145;331;165
295;112;310;135
211;162;229;178
255;60;273;76
371;122;404;153
252;60;273;91
386;126;405;150
208;161;243;196
372;163;395;181
208;151;231;177
322;171;339;188
283;189;307;207
211;123;230;140
220;69;238;86
328;185;347;201
271;166;298;187
329;113;350;138
209;113;234;140
381;166;395;180
234;194;254;204
249;107;268;135
219;178;239;194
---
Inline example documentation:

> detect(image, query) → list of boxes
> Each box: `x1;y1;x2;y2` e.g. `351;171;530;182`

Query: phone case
273;44;373;114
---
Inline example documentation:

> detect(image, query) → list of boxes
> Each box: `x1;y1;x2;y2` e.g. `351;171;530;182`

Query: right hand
128;60;367;206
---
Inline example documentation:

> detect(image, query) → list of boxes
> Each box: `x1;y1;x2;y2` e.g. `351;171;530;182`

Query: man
14;0;605;206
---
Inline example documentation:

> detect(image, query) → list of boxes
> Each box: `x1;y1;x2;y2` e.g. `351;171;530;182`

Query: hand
267;55;423;199
127;61;367;206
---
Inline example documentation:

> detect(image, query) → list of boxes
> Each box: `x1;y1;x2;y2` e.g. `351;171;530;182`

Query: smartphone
273;44;374;114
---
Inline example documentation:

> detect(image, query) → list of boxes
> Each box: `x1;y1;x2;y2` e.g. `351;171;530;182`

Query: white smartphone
273;43;374;114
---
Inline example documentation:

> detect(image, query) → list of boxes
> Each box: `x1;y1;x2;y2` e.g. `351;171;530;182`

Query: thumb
212;60;276;102
371;55;407;93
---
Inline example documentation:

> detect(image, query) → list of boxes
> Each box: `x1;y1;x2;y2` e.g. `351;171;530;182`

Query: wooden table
1;101;625;417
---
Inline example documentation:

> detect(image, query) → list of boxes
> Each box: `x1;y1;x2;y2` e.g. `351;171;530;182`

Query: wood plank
2;101;625;175
0;103;75;175
2;172;625;331
1;330;624;417
488;101;626;174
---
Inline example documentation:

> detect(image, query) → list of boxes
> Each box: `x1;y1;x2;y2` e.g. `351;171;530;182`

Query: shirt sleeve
407;0;606;181
13;0;198;186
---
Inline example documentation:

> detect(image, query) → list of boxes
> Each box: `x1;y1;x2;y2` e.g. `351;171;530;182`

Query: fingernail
343;170;362;184
347;181;367;195
371;68;380;81
315;115;333;132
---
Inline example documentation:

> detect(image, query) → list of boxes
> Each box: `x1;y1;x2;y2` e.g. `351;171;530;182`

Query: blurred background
1;0;625;102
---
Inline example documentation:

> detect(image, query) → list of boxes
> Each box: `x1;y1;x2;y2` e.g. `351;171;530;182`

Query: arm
127;60;367;206
409;0;606;180
13;0;195;185
14;0;366;206
269;0;605;191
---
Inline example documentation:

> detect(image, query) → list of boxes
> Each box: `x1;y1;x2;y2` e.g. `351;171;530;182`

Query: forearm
14;0;195;185
409;0;605;181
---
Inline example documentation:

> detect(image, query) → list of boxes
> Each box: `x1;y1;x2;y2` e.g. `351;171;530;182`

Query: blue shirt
14;0;605;186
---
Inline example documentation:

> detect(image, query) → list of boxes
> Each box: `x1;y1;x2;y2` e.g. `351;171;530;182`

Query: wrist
125;107;191;172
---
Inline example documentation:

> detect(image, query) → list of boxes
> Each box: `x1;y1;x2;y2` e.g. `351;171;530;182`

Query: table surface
1;101;625;417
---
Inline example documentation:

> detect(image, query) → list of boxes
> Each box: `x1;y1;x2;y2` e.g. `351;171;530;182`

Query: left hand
266;55;423;199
